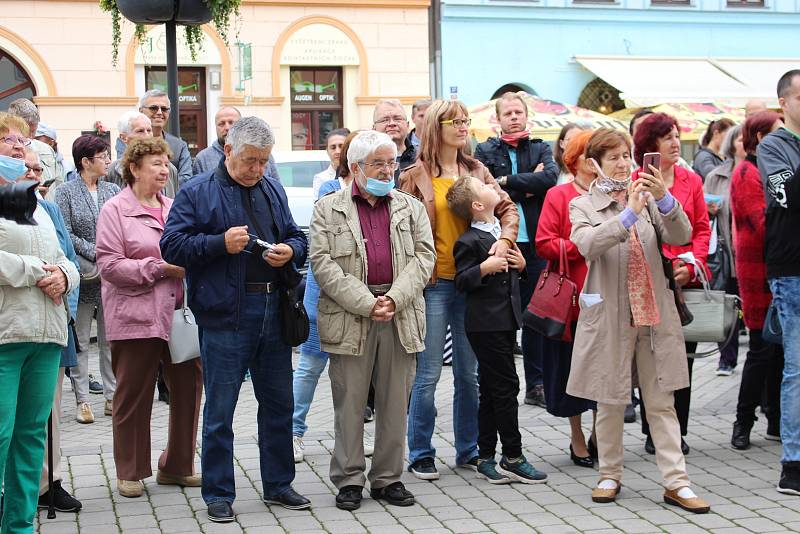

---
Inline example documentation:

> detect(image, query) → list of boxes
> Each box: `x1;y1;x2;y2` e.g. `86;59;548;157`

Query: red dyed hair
743;111;782;156
562;130;593;176
633;112;679;167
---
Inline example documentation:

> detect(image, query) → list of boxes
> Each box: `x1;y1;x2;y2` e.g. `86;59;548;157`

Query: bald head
215;106;241;144
745;99;768;118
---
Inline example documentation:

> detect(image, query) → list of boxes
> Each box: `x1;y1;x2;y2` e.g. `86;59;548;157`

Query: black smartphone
41;178;56;188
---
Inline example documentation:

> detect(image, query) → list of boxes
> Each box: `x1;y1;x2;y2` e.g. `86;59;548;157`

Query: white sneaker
293;435;304;463
364;434;374;457
76;402;94;424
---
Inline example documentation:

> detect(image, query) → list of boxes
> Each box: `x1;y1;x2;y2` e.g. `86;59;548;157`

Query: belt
245;282;278;294
368;284;392;297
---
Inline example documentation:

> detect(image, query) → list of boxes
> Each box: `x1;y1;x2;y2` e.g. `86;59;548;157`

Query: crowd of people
1;69;800;532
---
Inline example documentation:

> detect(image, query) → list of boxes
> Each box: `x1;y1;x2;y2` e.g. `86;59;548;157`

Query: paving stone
442;518;493;533
321;519;368;533
733;517;788;532
157;517;202;532
119;514;159;530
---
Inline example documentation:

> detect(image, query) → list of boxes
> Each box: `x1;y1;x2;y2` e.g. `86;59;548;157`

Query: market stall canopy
468;92;628;143
610;103;745;142
575;56;794;107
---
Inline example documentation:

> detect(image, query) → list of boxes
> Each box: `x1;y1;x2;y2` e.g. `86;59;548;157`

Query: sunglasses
144;105;170;114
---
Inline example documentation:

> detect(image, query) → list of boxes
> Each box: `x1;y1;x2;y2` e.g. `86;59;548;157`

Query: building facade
439;0;800;110
0;0;430;159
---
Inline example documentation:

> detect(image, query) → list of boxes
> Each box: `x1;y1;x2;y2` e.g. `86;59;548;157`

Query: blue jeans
199;292;294;504
769;277;800;463
407;279;478;465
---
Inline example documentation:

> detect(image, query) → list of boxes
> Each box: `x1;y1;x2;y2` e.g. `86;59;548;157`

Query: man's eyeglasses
1;135;31;147
25;164;43;175
440;118;471;128
143;105;170;114
361;160;399;170
374;116;407;125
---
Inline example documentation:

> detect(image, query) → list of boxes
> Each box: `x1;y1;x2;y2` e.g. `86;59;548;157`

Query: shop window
651;0;691;4
0;51;35;111
145;67;207;157
577;78;625;115
727;0;764;6
290;67;343;150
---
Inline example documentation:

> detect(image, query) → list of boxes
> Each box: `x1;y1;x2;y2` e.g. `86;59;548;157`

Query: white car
271;150;330;230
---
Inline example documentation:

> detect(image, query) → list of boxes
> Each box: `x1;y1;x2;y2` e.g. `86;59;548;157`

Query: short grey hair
118;111;150;135
8;98;40;127
412;99;432;114
225;116;275;155
139;89;170;109
347;131;397;167
720;123;743;160
372;99;406;122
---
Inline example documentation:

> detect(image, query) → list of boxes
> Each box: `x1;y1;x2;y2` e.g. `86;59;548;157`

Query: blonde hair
494;92;528;118
446;176;478;222
121;137;172;186
0;112;30;137
418;100;480;177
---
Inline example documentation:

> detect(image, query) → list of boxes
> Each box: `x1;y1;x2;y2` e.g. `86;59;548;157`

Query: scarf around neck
500;130;530;148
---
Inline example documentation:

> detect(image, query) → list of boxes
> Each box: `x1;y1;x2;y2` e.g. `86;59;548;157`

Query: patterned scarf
500;130;530;148
595;175;631;194
627;225;660;327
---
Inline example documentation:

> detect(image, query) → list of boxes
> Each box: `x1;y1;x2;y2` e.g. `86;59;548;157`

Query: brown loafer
156;470;202;487
591;479;621;503
663;488;710;514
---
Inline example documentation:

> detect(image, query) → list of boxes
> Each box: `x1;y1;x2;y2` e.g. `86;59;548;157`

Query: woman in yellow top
399;99;519;480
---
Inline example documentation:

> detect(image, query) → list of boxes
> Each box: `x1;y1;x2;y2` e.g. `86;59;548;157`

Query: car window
276;161;328;188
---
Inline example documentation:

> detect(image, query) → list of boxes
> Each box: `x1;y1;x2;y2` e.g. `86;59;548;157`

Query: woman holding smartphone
632;113;711;457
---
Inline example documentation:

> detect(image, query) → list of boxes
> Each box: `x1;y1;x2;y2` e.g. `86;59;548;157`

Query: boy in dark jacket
447;176;547;485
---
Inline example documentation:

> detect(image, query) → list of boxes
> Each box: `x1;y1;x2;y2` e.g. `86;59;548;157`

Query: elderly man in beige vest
310;130;434;511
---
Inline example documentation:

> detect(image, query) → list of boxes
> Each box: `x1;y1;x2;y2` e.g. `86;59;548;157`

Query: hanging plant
100;0;241;66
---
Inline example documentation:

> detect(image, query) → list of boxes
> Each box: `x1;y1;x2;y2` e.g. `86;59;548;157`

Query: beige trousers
596;327;691;491
329;320;416;490
39;367;64;494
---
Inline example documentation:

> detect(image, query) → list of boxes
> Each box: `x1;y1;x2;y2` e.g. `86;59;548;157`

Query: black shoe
408;457;439;480
766;419;781;441
731;419;753;450
37;480;82;512
513;342;523;355
524;384;546;408
644;435;655;455
264;487;312;510
681;438;690;455
363;406;375;423
457;456;479;471
335;485;363;511
587;436;598;460
207;501;234;523
370;482;415;506
624;404;637;423
570;444;594;468
777;462;800;496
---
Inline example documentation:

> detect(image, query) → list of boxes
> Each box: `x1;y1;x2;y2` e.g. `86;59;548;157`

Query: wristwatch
498;176;507;186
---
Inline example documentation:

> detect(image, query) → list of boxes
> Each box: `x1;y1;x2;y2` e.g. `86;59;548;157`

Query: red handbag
522;239;578;342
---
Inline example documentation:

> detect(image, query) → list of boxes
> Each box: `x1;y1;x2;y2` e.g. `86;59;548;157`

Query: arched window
491;83;536;99
0;51;35;110
578;78;624;115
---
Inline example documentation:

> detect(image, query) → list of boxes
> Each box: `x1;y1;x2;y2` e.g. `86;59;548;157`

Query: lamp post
165;20;180;136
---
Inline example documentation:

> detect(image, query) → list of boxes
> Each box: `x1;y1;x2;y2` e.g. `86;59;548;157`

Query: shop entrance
145;66;207;157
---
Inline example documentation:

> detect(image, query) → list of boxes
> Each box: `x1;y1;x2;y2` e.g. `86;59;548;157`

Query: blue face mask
0;155;27;182
364;176;395;197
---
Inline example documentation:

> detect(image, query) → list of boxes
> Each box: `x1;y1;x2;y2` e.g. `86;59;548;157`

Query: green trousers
0;342;60;534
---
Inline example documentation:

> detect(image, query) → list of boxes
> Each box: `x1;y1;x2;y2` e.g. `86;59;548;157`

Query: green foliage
99;0;241;66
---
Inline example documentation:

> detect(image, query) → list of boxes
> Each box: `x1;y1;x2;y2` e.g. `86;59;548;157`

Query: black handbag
707;219;732;291
763;299;783;345
276;265;310;347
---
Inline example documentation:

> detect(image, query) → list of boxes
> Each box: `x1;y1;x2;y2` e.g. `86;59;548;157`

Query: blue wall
441;0;800;106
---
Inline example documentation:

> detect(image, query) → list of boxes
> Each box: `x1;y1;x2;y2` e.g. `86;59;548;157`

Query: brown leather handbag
522;239;578;342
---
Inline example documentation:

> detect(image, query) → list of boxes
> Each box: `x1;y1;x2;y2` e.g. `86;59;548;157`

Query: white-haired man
310;131;435;511
108;111;180;197
161;117;310;521
372;99;417;178
8;98;62;191
115;90;192;184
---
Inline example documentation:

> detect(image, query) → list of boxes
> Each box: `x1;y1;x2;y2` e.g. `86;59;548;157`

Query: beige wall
0;0;430;165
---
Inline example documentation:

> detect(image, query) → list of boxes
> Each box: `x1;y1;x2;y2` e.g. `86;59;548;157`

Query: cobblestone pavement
36;337;799;533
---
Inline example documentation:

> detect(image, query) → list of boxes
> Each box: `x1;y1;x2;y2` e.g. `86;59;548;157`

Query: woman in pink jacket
95;137;202;498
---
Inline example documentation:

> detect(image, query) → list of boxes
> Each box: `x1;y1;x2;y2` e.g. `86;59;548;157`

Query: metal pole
165;20;180;137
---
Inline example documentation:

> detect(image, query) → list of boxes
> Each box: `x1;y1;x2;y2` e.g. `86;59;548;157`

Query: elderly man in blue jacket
161;117;310;522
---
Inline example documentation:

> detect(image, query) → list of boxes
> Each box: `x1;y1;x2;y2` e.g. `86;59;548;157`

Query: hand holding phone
642;152;661;173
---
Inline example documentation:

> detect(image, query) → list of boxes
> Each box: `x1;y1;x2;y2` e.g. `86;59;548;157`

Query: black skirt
541;326;596;418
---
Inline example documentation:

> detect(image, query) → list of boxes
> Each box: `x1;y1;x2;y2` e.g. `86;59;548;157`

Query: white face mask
589;157;630;194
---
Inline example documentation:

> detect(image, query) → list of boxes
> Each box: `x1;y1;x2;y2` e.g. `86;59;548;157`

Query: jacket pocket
399;222;414;256
317;296;345;344
113;286;155;327
331;225;354;258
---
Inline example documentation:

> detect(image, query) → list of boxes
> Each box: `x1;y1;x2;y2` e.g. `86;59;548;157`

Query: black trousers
736;328;783;423
467;330;522;459
641;344;695;437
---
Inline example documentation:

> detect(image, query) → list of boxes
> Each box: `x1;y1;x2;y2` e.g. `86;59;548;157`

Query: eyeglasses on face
144;105;170;114
89;153;112;162
440;118;471;128
361;160;399;170
25;164;43;175
1;135;31;147
374;115;407;125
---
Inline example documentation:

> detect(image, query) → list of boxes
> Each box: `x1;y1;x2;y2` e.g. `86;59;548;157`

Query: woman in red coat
729;110;785;449
535;130;596;467
633;113;711;456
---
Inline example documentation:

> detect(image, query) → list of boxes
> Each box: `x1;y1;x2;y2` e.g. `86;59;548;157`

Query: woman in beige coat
567;129;710;513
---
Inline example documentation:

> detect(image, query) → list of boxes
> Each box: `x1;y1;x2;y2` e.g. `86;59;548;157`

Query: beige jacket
310;187;435;356
566;188;692;405
0;204;80;347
